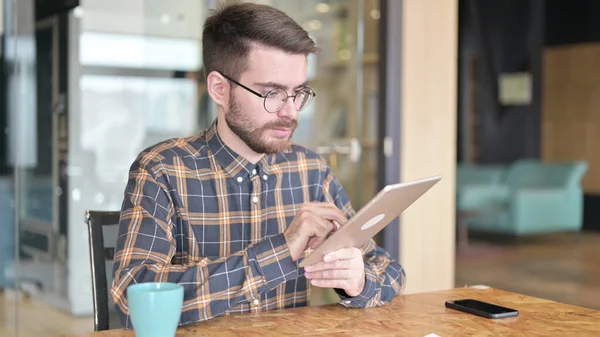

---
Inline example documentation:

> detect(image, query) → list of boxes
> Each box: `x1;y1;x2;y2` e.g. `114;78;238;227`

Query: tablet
298;175;442;268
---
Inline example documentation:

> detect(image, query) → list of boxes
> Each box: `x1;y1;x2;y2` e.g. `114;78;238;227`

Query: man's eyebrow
254;81;309;90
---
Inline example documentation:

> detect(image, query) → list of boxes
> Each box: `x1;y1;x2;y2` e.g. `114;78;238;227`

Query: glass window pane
79;32;201;70
78;75;198;192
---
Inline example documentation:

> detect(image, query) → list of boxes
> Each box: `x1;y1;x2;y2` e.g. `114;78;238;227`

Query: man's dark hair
202;3;318;80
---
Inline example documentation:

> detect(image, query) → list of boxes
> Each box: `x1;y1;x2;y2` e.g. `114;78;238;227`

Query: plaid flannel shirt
111;121;406;328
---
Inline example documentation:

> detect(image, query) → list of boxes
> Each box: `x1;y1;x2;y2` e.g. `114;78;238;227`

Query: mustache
264;119;298;130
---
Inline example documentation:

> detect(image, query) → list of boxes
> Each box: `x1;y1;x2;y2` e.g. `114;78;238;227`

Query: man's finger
305;202;340;209
308;236;325;249
306;204;348;225
311;213;335;236
305;269;352;280
323;248;361;263
306;216;332;249
307;237;320;249
310;279;346;289
332;220;341;231
304;259;349;272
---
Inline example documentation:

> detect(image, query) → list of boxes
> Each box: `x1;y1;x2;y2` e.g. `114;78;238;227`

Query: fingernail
305;272;311;278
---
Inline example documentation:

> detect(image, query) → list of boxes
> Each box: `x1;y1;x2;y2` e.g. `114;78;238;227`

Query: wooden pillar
398;0;458;294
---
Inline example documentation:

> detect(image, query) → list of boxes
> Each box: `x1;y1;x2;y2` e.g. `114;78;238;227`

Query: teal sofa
456;162;507;211
456;160;588;236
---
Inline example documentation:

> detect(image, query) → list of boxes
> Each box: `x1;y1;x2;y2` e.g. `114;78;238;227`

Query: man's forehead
247;45;306;66
243;46;308;87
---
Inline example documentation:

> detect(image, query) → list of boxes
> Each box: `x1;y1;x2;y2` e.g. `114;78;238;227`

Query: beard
225;93;298;154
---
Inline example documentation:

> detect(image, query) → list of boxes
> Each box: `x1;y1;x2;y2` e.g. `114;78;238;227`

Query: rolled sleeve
247;233;299;292
335;264;379;308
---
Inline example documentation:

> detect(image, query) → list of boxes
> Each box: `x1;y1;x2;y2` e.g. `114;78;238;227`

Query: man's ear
206;71;230;107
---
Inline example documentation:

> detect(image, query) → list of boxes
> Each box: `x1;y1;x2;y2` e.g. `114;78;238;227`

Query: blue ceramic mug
127;282;184;337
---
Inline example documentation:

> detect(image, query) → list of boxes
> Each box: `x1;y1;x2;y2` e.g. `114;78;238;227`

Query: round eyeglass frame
219;72;316;113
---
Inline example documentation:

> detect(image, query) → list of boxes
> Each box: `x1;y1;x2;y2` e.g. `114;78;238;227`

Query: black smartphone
445;299;519;319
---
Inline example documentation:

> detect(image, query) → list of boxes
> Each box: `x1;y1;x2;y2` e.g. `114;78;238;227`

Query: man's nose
276;97;298;120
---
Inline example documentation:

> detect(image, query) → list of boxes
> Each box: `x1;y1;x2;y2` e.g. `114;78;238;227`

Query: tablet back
298;175;442;268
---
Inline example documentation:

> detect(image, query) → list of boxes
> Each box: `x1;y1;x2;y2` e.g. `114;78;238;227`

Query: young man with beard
111;2;406;328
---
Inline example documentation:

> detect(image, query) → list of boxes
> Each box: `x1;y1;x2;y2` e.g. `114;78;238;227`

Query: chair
85;210;121;331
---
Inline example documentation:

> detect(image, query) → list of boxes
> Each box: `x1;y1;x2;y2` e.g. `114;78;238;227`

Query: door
13;13;69;303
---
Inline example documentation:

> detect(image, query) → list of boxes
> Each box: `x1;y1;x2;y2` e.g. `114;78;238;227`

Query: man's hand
283;203;347;261
303;247;365;297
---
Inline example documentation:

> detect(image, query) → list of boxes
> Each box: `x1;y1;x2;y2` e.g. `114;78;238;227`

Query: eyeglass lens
264;88;314;113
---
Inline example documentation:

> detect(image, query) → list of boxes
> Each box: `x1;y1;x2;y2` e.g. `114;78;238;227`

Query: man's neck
216;116;264;165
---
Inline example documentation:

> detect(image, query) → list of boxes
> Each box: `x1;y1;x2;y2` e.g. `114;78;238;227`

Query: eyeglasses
219;72;316;113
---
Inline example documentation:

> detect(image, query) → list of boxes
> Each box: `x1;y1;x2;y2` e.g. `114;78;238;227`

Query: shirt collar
206;120;288;178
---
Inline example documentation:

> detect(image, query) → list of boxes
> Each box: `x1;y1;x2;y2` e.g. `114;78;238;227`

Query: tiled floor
2;232;599;337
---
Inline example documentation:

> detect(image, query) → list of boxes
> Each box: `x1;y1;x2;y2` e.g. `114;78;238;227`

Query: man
111;3;406;329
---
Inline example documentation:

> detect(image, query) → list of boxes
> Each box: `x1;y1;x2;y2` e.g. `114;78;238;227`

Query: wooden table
64;287;600;336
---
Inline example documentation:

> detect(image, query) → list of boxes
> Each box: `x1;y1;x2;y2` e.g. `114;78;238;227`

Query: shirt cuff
336;263;378;308
248;233;299;292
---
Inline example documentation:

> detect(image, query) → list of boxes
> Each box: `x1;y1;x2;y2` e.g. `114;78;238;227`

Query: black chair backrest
85;210;121;331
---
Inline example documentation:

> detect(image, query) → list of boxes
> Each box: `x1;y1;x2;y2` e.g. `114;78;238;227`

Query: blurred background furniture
85;210;121;331
0;178;15;289
456;162;507;211
457;159;588;237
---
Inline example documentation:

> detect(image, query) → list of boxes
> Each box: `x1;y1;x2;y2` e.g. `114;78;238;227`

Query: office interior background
1;0;599;336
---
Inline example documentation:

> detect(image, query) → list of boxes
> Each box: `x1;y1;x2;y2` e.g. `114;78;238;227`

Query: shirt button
252;196;259;203
237;177;243;183
262;175;268;181
253;299;259;305
252;169;257;175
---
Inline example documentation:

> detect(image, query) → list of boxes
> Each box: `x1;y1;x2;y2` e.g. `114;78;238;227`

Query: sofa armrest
457;184;510;211
510;188;573;231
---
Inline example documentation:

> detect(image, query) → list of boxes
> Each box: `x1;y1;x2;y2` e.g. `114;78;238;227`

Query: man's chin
261;138;292;154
